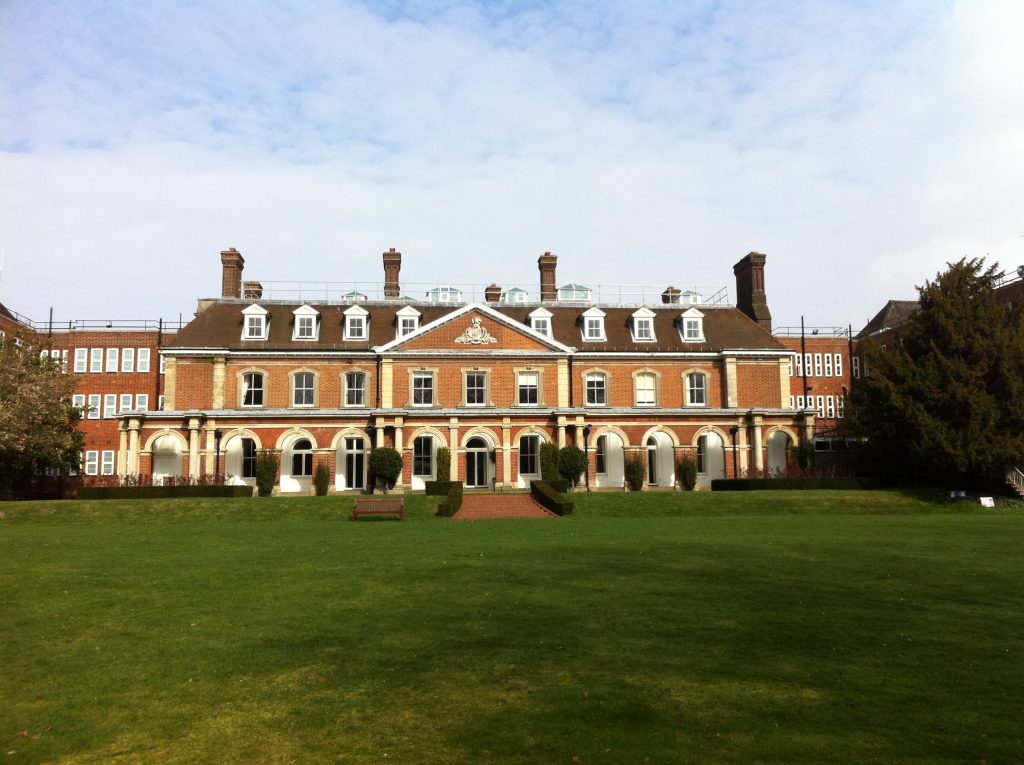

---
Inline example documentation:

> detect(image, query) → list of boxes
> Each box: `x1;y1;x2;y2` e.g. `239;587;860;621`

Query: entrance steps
453;493;558;520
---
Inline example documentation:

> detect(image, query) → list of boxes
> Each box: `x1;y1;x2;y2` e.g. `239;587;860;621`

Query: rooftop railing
773;326;850;338
16;318;186;332
238;281;731;307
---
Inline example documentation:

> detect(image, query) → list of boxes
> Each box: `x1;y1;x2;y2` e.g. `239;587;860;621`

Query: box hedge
530;480;573;516
425;480;463;496
711;477;879;491
77;485;254;500
435;482;464;517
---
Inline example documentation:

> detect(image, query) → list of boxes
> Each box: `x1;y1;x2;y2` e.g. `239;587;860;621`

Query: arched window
646;436;658;484
291;438;313;476
519;434;541;476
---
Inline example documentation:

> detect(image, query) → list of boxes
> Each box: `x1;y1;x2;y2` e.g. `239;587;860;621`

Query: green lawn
2;491;1022;764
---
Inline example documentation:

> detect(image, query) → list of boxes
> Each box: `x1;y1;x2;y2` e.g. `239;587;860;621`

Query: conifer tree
851;258;1024;487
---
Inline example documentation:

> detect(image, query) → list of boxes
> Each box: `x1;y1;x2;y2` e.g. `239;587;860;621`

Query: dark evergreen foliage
678;455;697;490
540;442;560;483
255;450;278;497
368;447;402;493
851;258;1024;487
435;447;451;482
558;444;587;486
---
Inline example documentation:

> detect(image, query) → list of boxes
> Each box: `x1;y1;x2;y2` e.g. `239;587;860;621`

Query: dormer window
427;285;463;303
344;305;369;341
559;283;592;301
631;308;656;342
528;307;553;337
241;304;269;340
581;307;606;342
679;307;705;343
396;305;421;338
503;287;528;304
342;291;367;302
292;304;320;341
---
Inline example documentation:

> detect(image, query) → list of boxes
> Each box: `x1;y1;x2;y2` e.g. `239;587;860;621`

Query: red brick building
108;249;812;492
774;328;853;448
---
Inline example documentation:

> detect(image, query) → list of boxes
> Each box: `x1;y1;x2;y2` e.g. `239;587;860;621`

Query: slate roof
858;300;918;338
168;300;785;353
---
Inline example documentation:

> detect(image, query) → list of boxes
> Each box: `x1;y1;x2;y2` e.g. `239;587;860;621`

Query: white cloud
1;0;1023;329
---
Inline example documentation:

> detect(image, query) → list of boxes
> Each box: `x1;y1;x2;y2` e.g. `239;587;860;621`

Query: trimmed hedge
436;483;464;517
547;479;571;494
425;480;464;496
530;480;574;516
77;485;254;500
711;477;879;491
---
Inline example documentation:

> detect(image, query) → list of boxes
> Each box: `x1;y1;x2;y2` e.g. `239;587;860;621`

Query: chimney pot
662;286;681;304
538;251;557;302
243;281;263;300
733;252;772;331
485;283;502;302
220;248;245;299
383;248;402;298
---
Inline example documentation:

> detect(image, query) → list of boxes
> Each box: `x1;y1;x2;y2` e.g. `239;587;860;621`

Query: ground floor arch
594;430;625;488
336;431;368;491
766;430;792;475
644;430;676;487
696;430;726;485
151;434;184;483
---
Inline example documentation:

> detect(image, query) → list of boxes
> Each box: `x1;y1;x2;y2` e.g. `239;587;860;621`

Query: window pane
346;372;366;406
466;373;486;405
519;435;539;475
293;372;314;406
518;372;538;405
243;372;264;406
413;373;433;405
687;373;706;405
586;374;606;405
413;436;433;476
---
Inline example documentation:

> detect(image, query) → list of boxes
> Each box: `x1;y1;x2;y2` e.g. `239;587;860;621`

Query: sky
1;0;1022;331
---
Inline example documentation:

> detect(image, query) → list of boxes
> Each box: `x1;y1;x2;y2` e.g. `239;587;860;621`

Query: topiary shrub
313;460;331;496
540;442;560;483
624;451;645;491
368;447;402;493
558;445;587;487
425;480;462;496
436;447;451;482
435;482;464;517
530;480;574;516
678;454;697;491
255;449;278;497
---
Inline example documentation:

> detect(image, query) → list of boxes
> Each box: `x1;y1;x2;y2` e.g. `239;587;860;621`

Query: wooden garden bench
351;497;404;521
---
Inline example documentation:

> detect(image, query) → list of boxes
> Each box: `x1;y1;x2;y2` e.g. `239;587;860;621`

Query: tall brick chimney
383;248;401;298
538;251;557;302
733;252;772;331
484;284;502;302
221;248;244;299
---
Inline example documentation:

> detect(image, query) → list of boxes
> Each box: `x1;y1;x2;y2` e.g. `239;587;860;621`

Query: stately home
95;248;812;492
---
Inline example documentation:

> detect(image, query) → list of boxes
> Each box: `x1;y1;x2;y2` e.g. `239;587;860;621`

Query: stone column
501;417;512;486
751;414;764;472
118;426;129;478
724;357;738;408
738;421;749;474
203;419;218;474
188;417;201;479
212;357;226;409
127;419;141;475
394;419;404;487
448;418;459;482
557;415;566;447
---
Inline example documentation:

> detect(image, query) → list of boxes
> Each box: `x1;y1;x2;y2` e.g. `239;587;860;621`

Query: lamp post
729;425;739;478
582;424;592;492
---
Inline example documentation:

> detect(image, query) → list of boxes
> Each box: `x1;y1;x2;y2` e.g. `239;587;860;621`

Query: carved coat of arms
455;317;498;344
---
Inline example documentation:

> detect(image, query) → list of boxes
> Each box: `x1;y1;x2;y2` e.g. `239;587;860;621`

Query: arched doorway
336;435;367;491
280;436;314;493
465;436;492;488
224;434;258;487
594;432;625;488
151;435;183;484
646;431;675;487
767;431;792;476
697;432;726;484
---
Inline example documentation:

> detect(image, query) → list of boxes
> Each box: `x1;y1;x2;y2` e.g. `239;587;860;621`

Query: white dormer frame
395;305;422;339
581;306;606;342
631;307;657;342
528;307;553;337
241;304;269;340
559;283;592;301
343;304;370;341
679;307;705;343
503;287;529;304
292;304;320;341
426;285;463;303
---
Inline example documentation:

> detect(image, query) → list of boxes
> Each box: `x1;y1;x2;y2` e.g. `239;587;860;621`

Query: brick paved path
453;493;558;520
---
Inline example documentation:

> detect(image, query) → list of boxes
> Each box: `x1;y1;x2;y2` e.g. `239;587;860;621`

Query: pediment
377;303;572;353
